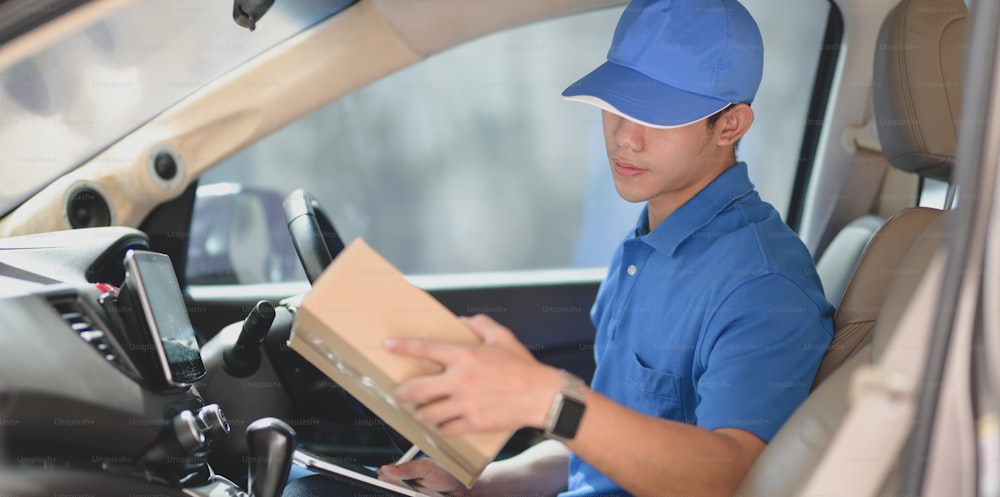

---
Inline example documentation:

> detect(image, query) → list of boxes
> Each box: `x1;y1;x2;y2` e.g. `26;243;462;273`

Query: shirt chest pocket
623;353;689;423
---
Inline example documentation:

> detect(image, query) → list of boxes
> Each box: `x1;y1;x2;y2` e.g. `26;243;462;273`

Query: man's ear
715;103;754;146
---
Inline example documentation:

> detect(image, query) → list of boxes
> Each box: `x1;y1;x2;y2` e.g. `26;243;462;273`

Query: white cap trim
562;95;729;129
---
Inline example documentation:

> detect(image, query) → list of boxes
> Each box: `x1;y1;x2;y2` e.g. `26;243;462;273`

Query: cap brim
562;61;730;129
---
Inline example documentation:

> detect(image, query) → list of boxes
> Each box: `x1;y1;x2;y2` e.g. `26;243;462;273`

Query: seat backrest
810;0;965;388
736;0;966;494
738;210;947;496
815;214;884;307
811;206;940;387
814;0;963;309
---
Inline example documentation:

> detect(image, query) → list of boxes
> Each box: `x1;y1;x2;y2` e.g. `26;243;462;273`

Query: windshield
0;0;354;216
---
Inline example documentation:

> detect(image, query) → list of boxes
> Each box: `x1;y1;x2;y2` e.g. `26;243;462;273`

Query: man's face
601;110;721;206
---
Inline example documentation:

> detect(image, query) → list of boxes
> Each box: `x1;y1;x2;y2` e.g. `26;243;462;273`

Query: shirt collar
631;162;756;256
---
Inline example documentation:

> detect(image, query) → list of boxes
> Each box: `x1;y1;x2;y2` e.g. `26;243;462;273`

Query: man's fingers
395;376;452;405
384;337;464;364
377;468;411;487
377;458;436;481
462;314;518;346
437;416;475;438
413;397;463;428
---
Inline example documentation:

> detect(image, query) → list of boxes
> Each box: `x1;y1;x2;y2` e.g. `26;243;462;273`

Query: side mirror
187;184;305;285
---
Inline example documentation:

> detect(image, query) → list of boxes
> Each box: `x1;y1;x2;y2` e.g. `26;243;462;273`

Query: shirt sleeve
693;273;834;442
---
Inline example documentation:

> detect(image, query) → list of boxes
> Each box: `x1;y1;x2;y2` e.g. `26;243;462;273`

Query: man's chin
613;186;650;204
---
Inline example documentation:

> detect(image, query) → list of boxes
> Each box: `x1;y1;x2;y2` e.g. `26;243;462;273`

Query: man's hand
384;314;562;435
378;459;466;497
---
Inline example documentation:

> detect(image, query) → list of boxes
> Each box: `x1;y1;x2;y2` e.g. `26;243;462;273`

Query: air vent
65;185;112;229
51;299;131;376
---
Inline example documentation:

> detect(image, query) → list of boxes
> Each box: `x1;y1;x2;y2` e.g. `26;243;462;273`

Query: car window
0;0;354;218
190;2;833;285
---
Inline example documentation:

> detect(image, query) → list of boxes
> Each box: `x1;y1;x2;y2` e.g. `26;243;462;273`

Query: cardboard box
288;238;511;487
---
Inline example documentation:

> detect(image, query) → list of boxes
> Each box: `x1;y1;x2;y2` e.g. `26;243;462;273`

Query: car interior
0;0;986;495
743;1;965;494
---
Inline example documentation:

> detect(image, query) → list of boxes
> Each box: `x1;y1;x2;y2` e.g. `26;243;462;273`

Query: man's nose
614;117;644;151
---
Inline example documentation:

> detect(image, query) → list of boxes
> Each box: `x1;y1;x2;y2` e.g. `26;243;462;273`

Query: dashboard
0;223;594;494
0;227;227;492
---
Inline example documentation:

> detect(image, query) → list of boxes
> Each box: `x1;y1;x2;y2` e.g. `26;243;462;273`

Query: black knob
196;403;231;445
246;418;296;497
172;410;206;455
224;301;276;377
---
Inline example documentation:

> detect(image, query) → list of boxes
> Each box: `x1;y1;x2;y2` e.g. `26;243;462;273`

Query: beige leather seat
811;207;940;387
815;214;884;307
810;0;964;388
736;0;965;494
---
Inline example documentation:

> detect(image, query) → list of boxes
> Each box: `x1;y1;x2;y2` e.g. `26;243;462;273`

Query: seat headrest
873;0;966;182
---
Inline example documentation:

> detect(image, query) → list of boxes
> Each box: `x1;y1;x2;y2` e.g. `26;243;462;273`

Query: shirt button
627;265;637;276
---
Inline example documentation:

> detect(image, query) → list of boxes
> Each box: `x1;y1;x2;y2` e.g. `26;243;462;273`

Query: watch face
554;396;586;439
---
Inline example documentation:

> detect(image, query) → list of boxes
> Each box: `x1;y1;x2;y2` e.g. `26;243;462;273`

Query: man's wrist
531;367;566;429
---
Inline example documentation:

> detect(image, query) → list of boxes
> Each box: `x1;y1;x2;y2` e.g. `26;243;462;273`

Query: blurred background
0;1;830;281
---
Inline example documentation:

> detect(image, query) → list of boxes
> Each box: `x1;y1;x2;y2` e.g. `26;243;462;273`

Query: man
292;1;833;496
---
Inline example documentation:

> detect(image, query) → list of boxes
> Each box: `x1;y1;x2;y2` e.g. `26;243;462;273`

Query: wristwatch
543;369;588;441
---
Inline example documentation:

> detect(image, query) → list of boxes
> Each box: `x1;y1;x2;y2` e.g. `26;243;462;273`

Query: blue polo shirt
563;162;834;497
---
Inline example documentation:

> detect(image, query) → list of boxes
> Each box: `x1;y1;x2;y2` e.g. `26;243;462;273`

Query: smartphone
123;250;205;386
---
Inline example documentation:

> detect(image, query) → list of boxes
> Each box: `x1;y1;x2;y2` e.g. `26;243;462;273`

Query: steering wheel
279;189;412;459
282;189;346;283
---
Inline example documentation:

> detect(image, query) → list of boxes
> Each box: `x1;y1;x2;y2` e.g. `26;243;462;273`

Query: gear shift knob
246;418;296;497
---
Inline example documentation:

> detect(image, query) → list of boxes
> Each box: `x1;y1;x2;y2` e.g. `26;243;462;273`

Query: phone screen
125;250;205;385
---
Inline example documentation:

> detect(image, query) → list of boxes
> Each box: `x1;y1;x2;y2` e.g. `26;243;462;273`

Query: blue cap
563;0;764;128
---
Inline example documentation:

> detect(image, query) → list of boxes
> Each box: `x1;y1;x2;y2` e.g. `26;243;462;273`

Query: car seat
812;0;964;387
815;214;884;307
814;0;963;309
736;0;965;494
